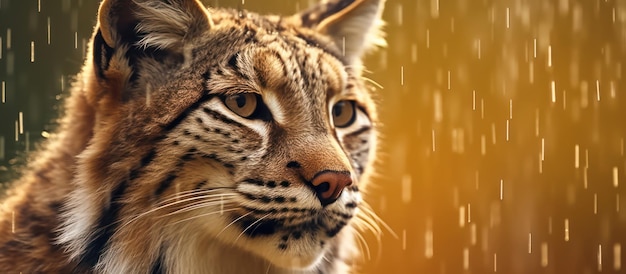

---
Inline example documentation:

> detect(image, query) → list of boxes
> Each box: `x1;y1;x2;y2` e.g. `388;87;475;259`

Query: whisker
235;213;270;243
168;208;240;226
360;202;398;239
119;192;237;230
216;211;253;238
353;228;371;261
361;76;384;90
159;188;236;205
161;199;236;218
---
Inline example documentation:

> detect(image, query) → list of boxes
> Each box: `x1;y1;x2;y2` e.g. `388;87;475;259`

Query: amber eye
332;100;356;128
224;93;258;118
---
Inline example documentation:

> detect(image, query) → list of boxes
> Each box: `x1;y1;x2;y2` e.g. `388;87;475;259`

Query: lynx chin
0;0;387;273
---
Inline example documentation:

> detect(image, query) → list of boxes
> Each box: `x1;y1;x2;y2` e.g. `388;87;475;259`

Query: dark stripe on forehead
162;93;214;132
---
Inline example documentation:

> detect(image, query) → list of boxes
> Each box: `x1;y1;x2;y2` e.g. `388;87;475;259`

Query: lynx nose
310;171;352;207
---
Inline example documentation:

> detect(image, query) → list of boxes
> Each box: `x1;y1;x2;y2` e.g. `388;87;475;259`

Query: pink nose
310;171;352;206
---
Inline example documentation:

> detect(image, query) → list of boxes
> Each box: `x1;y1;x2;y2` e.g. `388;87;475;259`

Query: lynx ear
90;0;211;103
97;0;211;50
297;0;386;64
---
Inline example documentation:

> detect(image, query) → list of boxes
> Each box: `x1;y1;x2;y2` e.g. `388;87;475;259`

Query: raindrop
18;112;24;134
596;80;601;101
459;206;466;227
469;223;477;246
432;129;436;152
541;138;545;161
475;171;480;190
493;253;497;272
47;17;51;44
434;91;442;122
6;28;11;49
598;244;603;272
506;8;510;29
402;229;406;250
401;174;411;204
528;233;532;253
400;66;404;86
1;81;5;103
396;4;403;26
481;135;486;155
476;39;481;59
0;136;4;160
509;99;513;119
615;243;622;271
463;248;469;270
506;120;509;141
467;203;471;223
14;120;18;142
541;242;549;267
533;38;537;58
447;70;451;90
613;167;619;188
548;217;553;235
410;43;417;63
575;144;580;168
38;0;41;12
30;41;35;63
426;29;430;49
74;31;78;49
41;131;50;139
616;194;620;212
491;123;496;144
425;219;434;258
610;81;616;98
481;99;485;119
472;90;476;110
551;81;556;103
535;109;539;136
430;0;439;19
564;218;570;242
500;179;503;201
548;45;552;67
594;193;598;214
584;168;588;188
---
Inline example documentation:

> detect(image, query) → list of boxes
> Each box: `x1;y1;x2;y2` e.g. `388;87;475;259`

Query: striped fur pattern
0;0;385;273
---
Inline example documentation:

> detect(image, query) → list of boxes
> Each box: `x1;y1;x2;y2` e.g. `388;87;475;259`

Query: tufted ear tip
96;0;211;50
296;0;386;64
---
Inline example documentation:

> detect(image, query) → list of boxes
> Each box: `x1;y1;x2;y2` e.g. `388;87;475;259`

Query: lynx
0;0;386;273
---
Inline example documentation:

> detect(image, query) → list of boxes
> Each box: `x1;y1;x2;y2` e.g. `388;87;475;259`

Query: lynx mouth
235;209;353;239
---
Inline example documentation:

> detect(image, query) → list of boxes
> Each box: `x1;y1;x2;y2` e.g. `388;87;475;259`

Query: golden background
0;0;625;273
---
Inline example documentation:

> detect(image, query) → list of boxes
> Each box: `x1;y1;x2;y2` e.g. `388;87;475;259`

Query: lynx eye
224;93;258;118
222;93;273;121
332;100;357;128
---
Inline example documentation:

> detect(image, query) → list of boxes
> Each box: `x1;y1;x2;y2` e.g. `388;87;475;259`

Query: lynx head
60;0;385;272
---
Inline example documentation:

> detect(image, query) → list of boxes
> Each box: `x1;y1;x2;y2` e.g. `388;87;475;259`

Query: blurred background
1;0;625;273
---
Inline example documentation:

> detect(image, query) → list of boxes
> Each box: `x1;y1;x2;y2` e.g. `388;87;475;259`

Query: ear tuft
297;0;386;64
97;0;211;50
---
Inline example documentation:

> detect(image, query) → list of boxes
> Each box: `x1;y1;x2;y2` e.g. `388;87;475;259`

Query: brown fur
0;0;385;273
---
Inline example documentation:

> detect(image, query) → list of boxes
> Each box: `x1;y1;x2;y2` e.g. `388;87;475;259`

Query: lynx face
56;0;385;272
